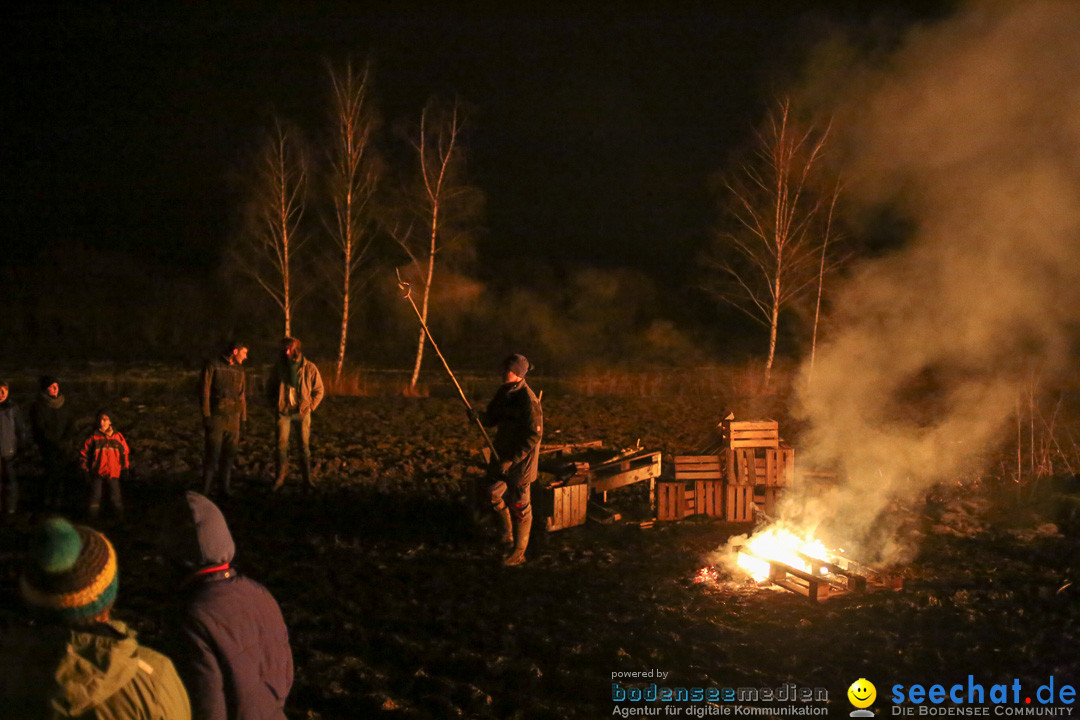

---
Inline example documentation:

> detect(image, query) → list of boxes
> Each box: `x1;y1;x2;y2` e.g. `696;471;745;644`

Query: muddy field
2;386;1079;719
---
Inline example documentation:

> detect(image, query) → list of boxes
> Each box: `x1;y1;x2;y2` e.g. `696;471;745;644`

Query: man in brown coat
200;341;248;498
266;337;323;491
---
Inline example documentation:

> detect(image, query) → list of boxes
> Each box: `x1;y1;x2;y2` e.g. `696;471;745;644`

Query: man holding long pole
470;354;543;566
397;273;542;565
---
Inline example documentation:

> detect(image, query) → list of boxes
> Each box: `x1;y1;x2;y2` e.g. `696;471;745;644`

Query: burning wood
704;523;904;602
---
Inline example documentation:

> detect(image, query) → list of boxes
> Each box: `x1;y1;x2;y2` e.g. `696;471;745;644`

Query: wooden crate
674;455;722;481
544;479;589;531
758;486;783;517
724;484;755;522
656;480;687;521
721;420;779;449
763;446;795;487
694;479;723;516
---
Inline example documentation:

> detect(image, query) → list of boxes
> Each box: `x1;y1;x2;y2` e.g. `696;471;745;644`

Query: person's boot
495;506;514;552
272;455;288;492
503;513;531;566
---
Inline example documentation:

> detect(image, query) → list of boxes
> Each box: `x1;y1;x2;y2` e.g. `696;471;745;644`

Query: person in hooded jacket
29;375;78;511
0;516;191;719
471;354;543;566
161;491;293;720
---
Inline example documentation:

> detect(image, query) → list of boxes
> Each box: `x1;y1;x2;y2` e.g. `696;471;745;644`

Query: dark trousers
488;471;532;523
40;449;72;511
203;414;241;494
89;474;122;517
1;456;17;514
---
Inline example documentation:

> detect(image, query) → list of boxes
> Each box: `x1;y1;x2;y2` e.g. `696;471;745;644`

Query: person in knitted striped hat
1;517;192;719
19;516;119;623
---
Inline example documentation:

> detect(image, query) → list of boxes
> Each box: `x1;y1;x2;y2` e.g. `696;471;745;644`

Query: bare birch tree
325;59;380;383
702;98;835;387
234;118;309;336
389;97;482;390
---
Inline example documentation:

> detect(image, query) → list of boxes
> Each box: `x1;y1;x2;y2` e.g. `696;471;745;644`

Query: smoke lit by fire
772;0;1080;564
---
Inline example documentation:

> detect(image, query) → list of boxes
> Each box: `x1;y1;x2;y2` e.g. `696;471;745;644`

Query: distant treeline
0;241;776;373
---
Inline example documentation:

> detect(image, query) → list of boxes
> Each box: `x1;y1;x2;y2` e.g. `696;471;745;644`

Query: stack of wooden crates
656;419;794;522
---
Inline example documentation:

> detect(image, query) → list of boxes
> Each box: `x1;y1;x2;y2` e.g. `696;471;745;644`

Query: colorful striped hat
19;518;119;624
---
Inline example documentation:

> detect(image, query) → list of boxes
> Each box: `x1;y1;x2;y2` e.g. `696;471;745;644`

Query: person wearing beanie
0;517;191;719
199;341;248;498
265;337;324;491
160;491;293;720
30;375;77;511
80;410;130;519
470;353;543;566
0;379;30;515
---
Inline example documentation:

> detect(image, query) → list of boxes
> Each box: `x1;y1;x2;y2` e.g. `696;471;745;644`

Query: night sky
6;3;950;284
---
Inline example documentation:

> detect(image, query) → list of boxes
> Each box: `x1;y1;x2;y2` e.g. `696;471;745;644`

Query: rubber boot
496;506;514;552
503;513;531;566
272;453;289;492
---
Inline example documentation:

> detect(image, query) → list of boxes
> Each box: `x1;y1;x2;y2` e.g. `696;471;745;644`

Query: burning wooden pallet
736;543;903;602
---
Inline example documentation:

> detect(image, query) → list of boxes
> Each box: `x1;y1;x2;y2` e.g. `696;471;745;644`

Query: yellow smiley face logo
847;678;876;708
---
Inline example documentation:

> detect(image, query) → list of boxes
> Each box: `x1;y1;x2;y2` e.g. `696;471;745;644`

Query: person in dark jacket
472;354;543;566
0;379;30;515
200;342;249;498
29;375;77;511
161;491;293;720
1;516;191;719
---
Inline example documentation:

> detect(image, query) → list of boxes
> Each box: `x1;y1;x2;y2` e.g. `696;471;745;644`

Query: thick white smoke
789;0;1080;561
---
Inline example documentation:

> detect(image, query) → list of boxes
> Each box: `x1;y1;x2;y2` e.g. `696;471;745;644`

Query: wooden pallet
738;546;903;602
590;449;662;495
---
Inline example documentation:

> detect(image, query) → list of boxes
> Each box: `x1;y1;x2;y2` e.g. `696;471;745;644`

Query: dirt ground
2;389;1079;719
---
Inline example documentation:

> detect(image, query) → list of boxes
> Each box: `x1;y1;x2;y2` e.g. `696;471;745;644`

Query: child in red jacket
81;409;129;519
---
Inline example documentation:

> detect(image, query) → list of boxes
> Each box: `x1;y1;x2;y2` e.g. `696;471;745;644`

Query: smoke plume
790;0;1080;560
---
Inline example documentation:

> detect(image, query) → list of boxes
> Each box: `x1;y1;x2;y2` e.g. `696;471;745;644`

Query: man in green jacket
1;517;191;719
266;337;324;491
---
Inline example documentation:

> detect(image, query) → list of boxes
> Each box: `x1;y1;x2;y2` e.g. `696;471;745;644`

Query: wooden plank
781;447;795;486
675;470;723;480
735;449;757;485
724;447;736;484
725;421;779;430
729;437;779;449
675;455;724;463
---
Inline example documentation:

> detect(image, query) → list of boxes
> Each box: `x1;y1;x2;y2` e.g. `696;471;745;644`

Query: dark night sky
5;2;950;285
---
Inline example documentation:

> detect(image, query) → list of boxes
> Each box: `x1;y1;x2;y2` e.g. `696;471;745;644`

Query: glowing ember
735;525;833;582
694;566;719;584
